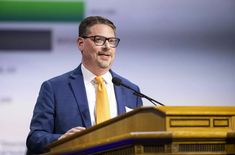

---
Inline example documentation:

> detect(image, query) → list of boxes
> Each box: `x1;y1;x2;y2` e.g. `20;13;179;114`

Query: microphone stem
115;79;165;106
133;91;165;106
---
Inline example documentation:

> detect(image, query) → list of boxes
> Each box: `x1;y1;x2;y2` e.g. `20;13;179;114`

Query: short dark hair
79;16;116;37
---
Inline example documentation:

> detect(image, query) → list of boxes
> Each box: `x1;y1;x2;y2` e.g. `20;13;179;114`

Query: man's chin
98;61;112;69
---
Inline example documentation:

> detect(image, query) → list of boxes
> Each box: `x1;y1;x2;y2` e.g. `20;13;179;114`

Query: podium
45;106;235;155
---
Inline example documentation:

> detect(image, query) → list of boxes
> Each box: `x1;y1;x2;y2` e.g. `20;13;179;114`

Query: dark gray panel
0;29;52;51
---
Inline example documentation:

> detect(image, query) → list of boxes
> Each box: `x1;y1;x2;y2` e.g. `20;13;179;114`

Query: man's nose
103;40;111;48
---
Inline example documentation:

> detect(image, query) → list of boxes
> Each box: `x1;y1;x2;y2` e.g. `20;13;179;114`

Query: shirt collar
81;64;112;84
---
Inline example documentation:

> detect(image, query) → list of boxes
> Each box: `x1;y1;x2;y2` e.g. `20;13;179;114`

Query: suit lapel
69;65;92;128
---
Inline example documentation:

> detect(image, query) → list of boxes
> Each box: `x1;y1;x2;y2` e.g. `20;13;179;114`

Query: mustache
98;51;112;56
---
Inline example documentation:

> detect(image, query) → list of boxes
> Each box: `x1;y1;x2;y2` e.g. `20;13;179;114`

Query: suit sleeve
26;81;61;154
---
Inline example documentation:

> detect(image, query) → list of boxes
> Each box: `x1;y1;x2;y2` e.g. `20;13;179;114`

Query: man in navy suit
26;16;143;154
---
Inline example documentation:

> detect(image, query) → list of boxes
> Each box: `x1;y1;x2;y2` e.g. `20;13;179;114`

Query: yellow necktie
95;76;110;124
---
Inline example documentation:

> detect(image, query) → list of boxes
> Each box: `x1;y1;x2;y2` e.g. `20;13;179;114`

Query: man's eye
109;39;115;43
95;38;103;42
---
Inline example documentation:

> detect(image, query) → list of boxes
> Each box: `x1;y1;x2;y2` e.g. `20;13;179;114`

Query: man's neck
82;63;110;76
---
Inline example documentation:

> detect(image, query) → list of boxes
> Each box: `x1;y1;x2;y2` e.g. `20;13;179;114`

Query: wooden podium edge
47;106;163;148
46;131;173;154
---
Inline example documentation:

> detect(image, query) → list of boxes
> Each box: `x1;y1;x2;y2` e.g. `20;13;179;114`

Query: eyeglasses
82;35;120;48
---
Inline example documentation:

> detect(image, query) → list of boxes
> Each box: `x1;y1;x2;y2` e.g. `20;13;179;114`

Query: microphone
112;77;165;106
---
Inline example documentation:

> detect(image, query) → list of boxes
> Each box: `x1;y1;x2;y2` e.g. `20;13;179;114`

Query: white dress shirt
81;64;118;126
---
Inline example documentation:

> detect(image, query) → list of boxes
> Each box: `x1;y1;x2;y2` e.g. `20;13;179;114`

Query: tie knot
95;76;104;84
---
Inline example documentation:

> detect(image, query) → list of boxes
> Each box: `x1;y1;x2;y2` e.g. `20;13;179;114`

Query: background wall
0;0;235;154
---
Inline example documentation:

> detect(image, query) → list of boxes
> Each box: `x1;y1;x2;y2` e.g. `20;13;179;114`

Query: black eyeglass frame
82;35;120;48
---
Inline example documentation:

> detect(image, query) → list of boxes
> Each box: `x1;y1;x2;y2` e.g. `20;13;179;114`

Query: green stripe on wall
0;0;85;22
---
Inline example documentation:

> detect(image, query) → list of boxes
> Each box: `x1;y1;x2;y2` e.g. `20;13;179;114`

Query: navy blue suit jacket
26;65;143;154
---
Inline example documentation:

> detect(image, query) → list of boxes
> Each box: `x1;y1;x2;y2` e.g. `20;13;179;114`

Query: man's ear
77;37;84;51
